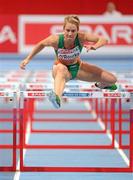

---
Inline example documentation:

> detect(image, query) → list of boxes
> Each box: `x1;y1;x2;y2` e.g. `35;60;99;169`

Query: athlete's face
64;23;78;41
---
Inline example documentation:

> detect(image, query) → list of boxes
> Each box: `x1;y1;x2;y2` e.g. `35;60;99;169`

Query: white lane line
97;117;129;166
14;121;31;180
84;101;129;166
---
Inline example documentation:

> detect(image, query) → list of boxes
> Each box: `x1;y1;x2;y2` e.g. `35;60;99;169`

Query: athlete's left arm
79;32;108;51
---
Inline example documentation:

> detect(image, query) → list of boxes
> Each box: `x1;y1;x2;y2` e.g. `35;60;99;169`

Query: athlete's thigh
76;61;104;82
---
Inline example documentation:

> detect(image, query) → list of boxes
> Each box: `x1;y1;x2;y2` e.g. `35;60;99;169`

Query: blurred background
0;0;133;72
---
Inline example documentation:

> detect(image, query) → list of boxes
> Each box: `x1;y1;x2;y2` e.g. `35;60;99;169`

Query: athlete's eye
66;29;70;32
66;29;76;33
71;30;76;33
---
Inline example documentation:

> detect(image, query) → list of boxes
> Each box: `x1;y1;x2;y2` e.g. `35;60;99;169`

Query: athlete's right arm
20;35;58;70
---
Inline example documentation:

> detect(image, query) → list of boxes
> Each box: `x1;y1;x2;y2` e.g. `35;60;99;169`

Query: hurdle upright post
130;108;133;172
19;91;25;171
12;92;17;171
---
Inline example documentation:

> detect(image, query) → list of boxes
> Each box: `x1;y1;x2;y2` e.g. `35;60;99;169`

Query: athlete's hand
20;58;29;70
84;45;96;52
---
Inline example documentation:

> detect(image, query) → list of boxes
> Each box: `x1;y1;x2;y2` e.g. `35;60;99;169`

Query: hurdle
21;83;132;135
21;83;108;134
19;90;133;172
22;82;101;112
0;91;17;171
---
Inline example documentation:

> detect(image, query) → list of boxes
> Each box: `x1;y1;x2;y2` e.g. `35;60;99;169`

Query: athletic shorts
67;62;80;79
54;58;81;79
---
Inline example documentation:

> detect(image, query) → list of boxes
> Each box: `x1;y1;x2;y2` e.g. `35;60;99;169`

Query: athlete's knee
110;74;117;84
102;71;117;84
106;74;117;85
56;64;68;77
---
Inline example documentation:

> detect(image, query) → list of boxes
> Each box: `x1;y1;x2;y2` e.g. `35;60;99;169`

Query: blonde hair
63;15;80;30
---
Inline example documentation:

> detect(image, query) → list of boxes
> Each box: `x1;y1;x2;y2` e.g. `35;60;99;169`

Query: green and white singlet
55;34;83;79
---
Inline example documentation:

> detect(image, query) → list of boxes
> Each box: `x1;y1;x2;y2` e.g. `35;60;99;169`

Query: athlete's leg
48;64;71;108
76;61;117;86
52;64;71;98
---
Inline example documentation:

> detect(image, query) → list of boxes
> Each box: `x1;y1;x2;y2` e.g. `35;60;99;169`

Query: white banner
19;15;133;55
